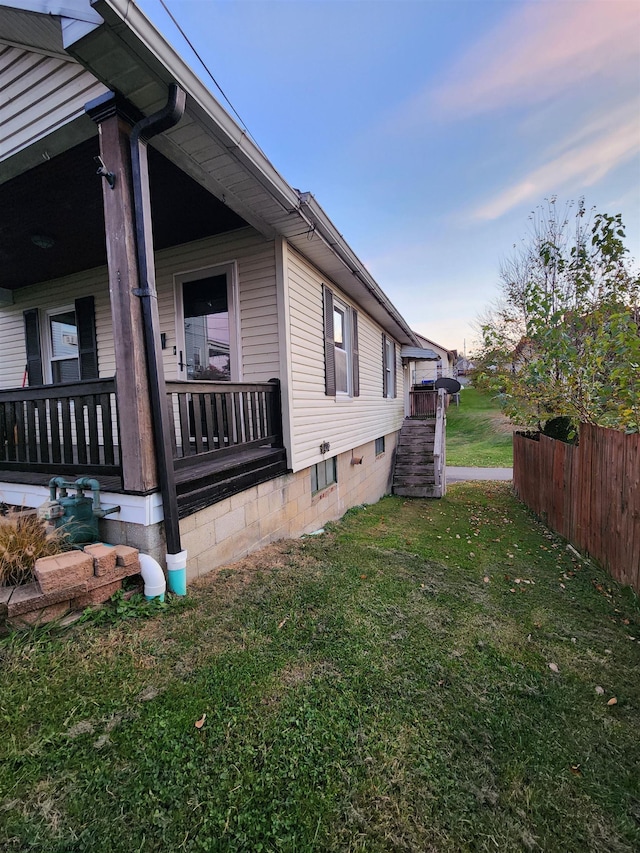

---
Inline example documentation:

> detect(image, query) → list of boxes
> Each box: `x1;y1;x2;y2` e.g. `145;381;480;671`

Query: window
375;436;385;456
382;334;396;398
49;309;80;383
323;285;359;397
23;296;98;386
311;456;337;494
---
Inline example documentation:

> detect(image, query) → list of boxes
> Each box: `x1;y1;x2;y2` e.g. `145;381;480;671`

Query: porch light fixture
30;234;55;249
94;155;116;189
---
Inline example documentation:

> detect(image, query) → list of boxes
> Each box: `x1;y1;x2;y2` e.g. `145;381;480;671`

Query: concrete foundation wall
180;431;399;581
98;518;166;564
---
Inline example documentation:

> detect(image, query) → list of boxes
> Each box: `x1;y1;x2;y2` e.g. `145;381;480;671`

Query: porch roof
0;0;420;347
400;346;439;361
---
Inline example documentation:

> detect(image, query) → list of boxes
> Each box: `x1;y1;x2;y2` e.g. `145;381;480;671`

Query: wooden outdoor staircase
392;419;439;497
392;389;446;498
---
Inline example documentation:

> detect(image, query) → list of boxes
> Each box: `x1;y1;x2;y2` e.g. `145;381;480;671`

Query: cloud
430;0;639;117
472;108;640;220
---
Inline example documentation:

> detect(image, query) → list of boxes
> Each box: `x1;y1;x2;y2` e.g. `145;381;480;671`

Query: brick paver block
72;579;123;609
12;600;71;627
84;543;117;577
112;545;140;569
35;551;94;593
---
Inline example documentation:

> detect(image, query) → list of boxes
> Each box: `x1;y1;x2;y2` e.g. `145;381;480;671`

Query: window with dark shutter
323;284;336;396
75;296;98;380
351;308;359;397
23;308;43;386
23;297;98;386
383;333;396;398
323;284;359;398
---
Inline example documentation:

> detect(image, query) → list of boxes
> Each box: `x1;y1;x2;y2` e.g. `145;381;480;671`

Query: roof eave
70;0;416;345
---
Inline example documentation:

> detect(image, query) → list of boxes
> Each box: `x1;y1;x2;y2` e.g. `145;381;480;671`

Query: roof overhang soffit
59;0;419;346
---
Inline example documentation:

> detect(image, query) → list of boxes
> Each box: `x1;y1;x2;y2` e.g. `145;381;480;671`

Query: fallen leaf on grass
595;686;604;695
548;662;559;673
607;697;618;706
570;764;582;776
277;616;289;630
195;714;207;729
483;576;490;583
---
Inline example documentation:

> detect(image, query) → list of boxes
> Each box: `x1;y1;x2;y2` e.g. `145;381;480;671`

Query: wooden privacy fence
513;425;640;593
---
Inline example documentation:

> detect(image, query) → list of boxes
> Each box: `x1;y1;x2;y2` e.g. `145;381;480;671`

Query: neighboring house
455;356;475;377
0;0;421;582
410;333;457;385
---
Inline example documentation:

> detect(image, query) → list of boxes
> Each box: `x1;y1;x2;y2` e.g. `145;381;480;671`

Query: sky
135;0;640;356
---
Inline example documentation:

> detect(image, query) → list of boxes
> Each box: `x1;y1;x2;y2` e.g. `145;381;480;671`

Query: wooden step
393;484;440;498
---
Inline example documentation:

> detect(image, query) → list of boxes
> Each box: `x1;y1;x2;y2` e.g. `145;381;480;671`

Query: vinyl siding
0;267;111;388
287;248;404;472
0;228;278;388
154;229;279;382
0;43;107;162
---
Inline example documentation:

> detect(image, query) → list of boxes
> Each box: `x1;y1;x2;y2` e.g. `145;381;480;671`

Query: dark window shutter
351;308;359;397
382;333;388;398
23;308;43;386
392;341;397;398
75;295;98;380
323;285;335;396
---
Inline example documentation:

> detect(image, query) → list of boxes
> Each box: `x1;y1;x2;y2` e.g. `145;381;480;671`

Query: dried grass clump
0;512;68;587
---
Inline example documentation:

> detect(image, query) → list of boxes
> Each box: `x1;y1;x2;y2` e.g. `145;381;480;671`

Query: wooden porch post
87;93;158;493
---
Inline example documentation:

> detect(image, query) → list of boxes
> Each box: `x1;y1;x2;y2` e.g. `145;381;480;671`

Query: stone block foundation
181;432;398;581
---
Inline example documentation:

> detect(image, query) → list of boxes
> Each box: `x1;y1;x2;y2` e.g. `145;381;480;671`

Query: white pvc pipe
139;552;167;601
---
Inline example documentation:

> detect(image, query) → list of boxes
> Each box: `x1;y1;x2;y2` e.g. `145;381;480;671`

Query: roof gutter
297;193;419;346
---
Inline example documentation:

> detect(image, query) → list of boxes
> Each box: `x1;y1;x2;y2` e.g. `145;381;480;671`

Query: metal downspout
129;83;186;562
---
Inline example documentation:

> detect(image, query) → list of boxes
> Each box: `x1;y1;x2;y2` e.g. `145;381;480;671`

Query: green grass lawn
447;387;514;467
2;484;639;852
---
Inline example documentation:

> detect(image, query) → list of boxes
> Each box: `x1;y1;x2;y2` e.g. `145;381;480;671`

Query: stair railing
433;388;447;497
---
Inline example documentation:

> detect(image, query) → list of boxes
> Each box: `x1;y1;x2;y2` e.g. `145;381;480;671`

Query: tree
473;198;640;433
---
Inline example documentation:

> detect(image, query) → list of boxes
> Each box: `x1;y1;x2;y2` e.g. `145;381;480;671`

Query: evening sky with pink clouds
136;0;640;355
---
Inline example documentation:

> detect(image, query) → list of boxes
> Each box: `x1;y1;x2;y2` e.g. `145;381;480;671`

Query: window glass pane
335;347;348;393
385;340;395;397
312;457;337;494
183;274;230;380
326;457;335;485
50;311;77;359
333;307;344;348
52;358;80;384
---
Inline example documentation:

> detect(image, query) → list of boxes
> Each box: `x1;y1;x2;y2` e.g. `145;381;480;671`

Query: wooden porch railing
409;386;437;418
166;379;282;469
433;388;446;497
0;378;120;476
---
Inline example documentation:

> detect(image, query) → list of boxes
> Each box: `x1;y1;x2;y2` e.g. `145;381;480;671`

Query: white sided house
410;333;457;385
0;0;440;582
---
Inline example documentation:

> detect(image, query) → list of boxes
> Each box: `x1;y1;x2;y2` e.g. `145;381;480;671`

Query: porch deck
0;378;287;514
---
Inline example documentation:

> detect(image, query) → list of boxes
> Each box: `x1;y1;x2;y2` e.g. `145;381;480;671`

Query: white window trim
174;261;241;382
44;304;78;385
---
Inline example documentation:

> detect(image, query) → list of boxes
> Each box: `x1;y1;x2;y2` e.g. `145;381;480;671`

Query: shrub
0;511;69;587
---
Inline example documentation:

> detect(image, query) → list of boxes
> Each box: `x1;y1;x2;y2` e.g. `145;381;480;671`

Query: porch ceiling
0;134;247;290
